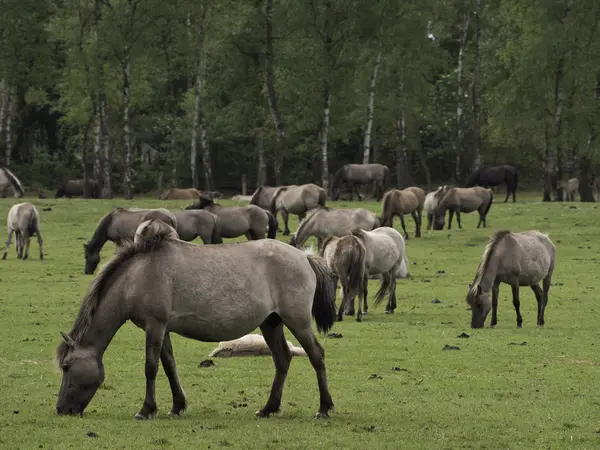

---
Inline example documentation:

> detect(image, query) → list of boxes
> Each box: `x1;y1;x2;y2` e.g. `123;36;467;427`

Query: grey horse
270;184;327;235
424;186;449;231
0;167;24;198
330;163;390;201
289;206;380;250
250;185;297;210
467;230;556;329
56;219;337;419
433;187;494;230
83;207;222;274
557;178;579;201
2;202;43;260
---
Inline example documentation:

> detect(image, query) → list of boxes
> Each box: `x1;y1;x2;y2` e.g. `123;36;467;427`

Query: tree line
0;0;598;199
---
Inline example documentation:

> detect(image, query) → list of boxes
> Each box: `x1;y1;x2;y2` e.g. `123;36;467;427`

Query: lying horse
208;334;308;358
465;165;519;203
186;196;277;240
250;185;297;210
270;184;327;235
557;178;579;201
433;187;493;230
424;186;449;231
467;230;556;328
380;187;425;239
83;207;221;274
2;203;43;260
289;206;380;249
57;219;336;419
55;179;100;198
0;167;24;198
330;163;390;201
159;187;202;201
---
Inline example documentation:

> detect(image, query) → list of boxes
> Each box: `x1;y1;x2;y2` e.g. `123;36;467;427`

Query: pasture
0;193;599;449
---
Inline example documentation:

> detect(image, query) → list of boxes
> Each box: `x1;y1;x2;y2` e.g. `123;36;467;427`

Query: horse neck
294;212;319;247
88;216;111;253
475;252;500;293
78;293;127;359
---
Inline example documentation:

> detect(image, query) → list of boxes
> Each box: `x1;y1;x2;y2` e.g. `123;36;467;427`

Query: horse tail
211;215;223;244
380;190;393;226
484;189;494;216
266;211;278;239
373;273;393;306
306;254;336;334
336;236;366;301
318;187;326;207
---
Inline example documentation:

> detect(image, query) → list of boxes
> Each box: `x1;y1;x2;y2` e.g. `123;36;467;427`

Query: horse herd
0;163;559;421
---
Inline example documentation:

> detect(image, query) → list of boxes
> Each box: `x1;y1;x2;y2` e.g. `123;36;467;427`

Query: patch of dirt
442;345;460;351
457;332;470;338
327;332;343;338
198;359;215;368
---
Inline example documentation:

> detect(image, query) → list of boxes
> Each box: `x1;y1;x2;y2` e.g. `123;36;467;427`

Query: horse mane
468;230;513;303
1;168;24;195
249;186;263;205
57;220;179;365
293;206;323;238
269;187;288;213
86;210;116;251
465;168;482;187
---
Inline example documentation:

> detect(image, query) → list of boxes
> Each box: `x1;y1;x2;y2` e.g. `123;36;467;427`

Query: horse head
83;242;101;275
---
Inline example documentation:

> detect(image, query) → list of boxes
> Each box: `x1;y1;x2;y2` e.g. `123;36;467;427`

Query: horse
0;167;24;198
208;334;308;358
56;219;337;419
83;207;222;274
159;187;202;201
433;187;493;230
55;180;100;198
330;163;390;201
379;187;425;239
185;196;277;240
424;186;449;231
250;185;297;210
351;228;409;315
288;206;380;250
270;184;327;235
2;203;43;260
464;165;519;203
319;234;368;322
466;230;556;329
557;178;579;201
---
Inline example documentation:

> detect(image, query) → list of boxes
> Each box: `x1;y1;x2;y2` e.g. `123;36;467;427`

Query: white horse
2;203;43;260
424;186;449;230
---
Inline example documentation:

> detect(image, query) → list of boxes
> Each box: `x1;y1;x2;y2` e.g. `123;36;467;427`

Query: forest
0;0;598;199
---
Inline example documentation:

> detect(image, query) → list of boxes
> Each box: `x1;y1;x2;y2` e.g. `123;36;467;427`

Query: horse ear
60;331;75;348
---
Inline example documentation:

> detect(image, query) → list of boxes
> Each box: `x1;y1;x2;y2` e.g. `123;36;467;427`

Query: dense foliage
0;0;598;197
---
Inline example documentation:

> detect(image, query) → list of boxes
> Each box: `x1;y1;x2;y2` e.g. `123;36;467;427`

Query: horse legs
281;209;291;236
287;326;334;418
334;276;345;322
255;320;292;418
388;272;397;313
159;332;187;416
353;184;363;201
511;285;523;328
16;231;23;259
2;230;14;260
426;212;433;231
399;215;409;240
447;210;454;230
540;275;552;326
490;283;499;327
36;229;44;260
362;273;369;316
531;284;544;327
504;189;510;203
411;211;420;238
455;211;463;229
135;324;167;420
22;231;31;260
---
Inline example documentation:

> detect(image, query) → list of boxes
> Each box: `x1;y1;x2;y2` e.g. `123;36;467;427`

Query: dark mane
465;168;482;187
269;187;288;213
319;235;337;257
1;168;24;196
86;210;116;251
249;186;264;205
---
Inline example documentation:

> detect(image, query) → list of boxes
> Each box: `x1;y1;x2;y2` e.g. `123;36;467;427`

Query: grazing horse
0;167;24;198
270;184;327;235
424;186;449;231
352;228;409;315
330;163;390;201
186;196;277;240
289;206;380;250
55;180;100;198
56;219;337;419
159;187;202;201
83;207;221;274
433;187;493;230
319;234;368;322
250;185;297;210
379;187;425;239
465;165;519;203
2;203;43;260
467;230;556;328
557;178;579;201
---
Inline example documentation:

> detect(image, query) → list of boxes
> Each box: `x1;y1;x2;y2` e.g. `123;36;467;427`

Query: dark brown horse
465;165;519;203
330;164;390;201
55;180;100;198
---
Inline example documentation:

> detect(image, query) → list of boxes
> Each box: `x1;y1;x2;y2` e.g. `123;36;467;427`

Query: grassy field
0;191;599;449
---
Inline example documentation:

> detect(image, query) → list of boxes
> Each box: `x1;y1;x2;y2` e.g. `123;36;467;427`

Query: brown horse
270;184;327;235
2;203;43;260
159;187;202;201
55;180;100;198
433;187;493;230
379;187;425;239
465;165;519;203
57;219;336;419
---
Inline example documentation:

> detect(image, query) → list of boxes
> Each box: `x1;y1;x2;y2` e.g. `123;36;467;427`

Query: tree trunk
0;79;6;146
93;101;102;182
363;51;382;165
170;135;178;188
256;128;267;186
471;0;483;171
5;83;15;166
82;120;91;198
319;86;331;190
100;90;112;198
552;58;565;201
542;124;554;201
190;76;200;188
264;0;285;186
454;12;470;183
395;111;411;188
580;72;600;202
122;55;133;200
199;103;213;192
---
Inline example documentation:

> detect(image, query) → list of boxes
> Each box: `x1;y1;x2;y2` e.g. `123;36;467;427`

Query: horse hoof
336;317;343;322
255;408;279;418
384;310;393;314
314;412;329;420
362;311;368;315
134;413;150;420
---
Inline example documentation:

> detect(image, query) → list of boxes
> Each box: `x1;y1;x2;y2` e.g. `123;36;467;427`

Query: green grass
0;192;599;449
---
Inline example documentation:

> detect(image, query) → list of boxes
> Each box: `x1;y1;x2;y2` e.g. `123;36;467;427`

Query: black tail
373;274;393;306
306;254;336;334
266;211;278;239
335;237;366;299
484;189;494;216
211;215;223;244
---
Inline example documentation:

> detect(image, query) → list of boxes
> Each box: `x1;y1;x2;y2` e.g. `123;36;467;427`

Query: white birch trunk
471;0;483;171
122;56;133;199
5;83;15;166
363;51;381;165
454;12;470;181
320;87;331;190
